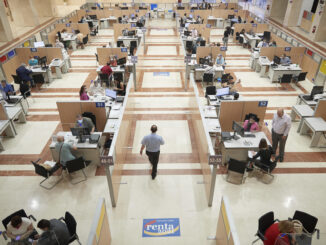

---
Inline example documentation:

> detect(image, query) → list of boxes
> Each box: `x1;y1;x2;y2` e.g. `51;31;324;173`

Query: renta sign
142;218;180;237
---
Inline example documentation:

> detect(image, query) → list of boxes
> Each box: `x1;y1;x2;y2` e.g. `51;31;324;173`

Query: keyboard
6;98;19;104
243;134;256;138
302;95;312;101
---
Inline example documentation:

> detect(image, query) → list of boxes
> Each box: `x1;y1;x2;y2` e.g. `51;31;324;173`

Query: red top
101;65;112;76
264;223;291;245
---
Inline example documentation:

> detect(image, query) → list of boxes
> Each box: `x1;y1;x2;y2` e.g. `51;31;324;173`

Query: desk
297;94;318;108
290;105;314;132
4;96;28;115
186;19;197;24
30;66;53;83
195;65;224;81
97;65;126;83
222;131;270;164
244;33;262;48
249;51;259;70
108;107;122;119
50;132;104;165
203;106;218;118
5;106;26;135
100;17;117;28
205;118;221;134
0;120;15;150
61;34;77;51
268;64;302;82
50;59;66;79
103;119;119;134
118;35;141;47
257;56;272;77
300;117;326;147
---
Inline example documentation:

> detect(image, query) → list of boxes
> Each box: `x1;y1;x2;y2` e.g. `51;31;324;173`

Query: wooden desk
300;117;326;147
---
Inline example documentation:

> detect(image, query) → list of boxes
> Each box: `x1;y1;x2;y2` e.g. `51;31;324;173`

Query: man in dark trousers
140;125;164;180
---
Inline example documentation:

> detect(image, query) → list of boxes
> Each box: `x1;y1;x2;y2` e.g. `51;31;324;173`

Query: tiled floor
1;16;326;245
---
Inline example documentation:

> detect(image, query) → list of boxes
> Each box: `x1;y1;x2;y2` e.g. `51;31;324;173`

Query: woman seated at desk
243;115;259;132
248;138;276;172
109;55;117;67
89;80;104;96
114;79;126;96
28;56;38;66
79;85;89;100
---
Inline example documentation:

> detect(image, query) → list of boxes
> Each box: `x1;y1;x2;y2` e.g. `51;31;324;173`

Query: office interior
0;0;326;244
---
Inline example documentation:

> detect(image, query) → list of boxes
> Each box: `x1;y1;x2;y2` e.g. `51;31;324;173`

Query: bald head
277;108;284;118
57;136;64;142
151;125;157;133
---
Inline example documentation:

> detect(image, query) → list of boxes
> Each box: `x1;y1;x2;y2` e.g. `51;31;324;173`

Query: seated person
114;79;126;96
280;53;291;65
75;30;84;49
264;220;295;245
238;16;242;23
196;34;203;45
257;39;268;48
55;39;65;48
34;219;70;245
215;54;225;68
80;16;86;23
122;28;128;36
182;13;187;23
76;114;95;133
0;80;15;95
6;215;37;242
89;80;104;96
250;138;276;172
191;28;198;38
269;40;277;47
109;55;117;67
106;42;112;48
55;135;76;167
101;62;113;77
240;28;245;35
243;116;259;132
216;42;221;47
16;63;33;85
79;85;89;101
28;56;38;66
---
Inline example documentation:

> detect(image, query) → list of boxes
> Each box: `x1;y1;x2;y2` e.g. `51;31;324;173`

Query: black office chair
12;75;22;85
130;40;137;48
186;40;193;49
235;32;240;41
2;209;37;240
45;44;53;47
59;212;81;245
117;40;124;47
290;211;320;237
263;31;271;41
239;36;244;45
87;21;94;29
32;74;46;91
244;113;260;123
99;73;110;87
114;72;123;82
130;46;136;56
8;84;16;95
278;74;293;90
31;159;62;190
205;85;216;98
65;157;90;184
118;17;122;23
200;40;206;46
226;158;247;184
221;73;231;83
293;72;307;84
203;73;214;85
82;36;88;45
252;211;279;244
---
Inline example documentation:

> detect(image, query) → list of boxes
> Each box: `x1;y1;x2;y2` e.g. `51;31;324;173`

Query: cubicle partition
233;23;268;37
176;9;250;21
113;24;137;42
188;24;211;42
76;9;148;21
314;99;326;121
56;101;107;131
260;47;305;66
97;48;128;66
47;23;90;44
2;47;63;83
219;100;267;132
196;46;226;63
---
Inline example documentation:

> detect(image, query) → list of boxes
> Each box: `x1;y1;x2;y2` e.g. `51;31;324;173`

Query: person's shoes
151;174;156;180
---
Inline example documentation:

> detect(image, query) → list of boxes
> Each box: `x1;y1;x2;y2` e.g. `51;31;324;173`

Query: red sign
307;50;313;56
0;55;7;63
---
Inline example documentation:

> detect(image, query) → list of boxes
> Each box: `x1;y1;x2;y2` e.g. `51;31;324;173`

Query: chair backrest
298;72;307;82
186;41;193;48
258;211;275;238
239;36;244;43
130;41;137;47
200;40;206;46
130;46;136;56
228;158;246;174
2;209;28;229
203;73;213;83
88;21;94;28
263;31;271;40
206;86;216;96
114;72;123;82
117;40;123;47
12;75;22;84
292;210;318;234
118;17;122;23
64;212;77;236
66;157;85;173
99;73;109;82
281;74;293;83
32;161;49;178
83;36;88;44
236;32;240;37
32;74;45;84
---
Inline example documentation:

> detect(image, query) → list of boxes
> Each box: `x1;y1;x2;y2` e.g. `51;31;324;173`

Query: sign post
131;56;138;91
184;56;191;91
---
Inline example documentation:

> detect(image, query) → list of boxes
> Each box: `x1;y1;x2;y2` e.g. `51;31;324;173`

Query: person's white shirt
192;29;198;38
257;41;264;48
7;218;32;236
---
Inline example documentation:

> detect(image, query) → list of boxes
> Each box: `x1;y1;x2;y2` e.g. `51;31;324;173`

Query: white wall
297;0;314;26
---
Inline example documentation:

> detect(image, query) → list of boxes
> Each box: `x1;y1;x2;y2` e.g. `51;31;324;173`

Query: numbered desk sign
220;46;227;51
190;9;194;12
206;24;211;28
234;9;238;13
121;47;128;52
141;27;147;33
284;47;291;51
131;23;136;27
258;101;268;107
95;102;105;108
30;48;37;52
100;156;114;166
252;23;257;27
209;155;222;165
131;56;138;64
66;23;71;27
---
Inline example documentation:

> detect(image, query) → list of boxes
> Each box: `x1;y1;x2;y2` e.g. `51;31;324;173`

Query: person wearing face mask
75;114;95;133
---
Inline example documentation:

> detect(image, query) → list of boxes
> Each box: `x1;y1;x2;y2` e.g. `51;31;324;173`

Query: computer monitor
184;31;191;37
40;56;47;68
117;57;127;65
189;14;193;19
128;30;136;36
273;55;280;65
311;86;324;98
199;58;206;65
216;87;230;97
70;127;91;143
105;89;117;99
228;15;234;19
232;121;244;140
131;14;135;18
89;15;97;20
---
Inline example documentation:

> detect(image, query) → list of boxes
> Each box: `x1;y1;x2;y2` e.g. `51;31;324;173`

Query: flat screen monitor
89;15;97;20
232;121;244;138
128;30;136;36
40;56;47;67
189;14;193;19
184;31;191;36
199;58;205;65
131;14;135;18
311;86;324;97
105;89;117;99
117;57;127;65
216;87;229;97
273;55;280;65
70;127;90;137
228;15;234;19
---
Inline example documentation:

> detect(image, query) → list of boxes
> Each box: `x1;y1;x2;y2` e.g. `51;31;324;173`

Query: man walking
272;108;291;162
140;125;164;179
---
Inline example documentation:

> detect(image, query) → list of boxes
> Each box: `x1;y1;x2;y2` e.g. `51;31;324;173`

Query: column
308;2;326;42
0;0;14;42
283;0;303;27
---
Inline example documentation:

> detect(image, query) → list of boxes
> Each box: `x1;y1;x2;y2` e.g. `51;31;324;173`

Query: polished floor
1;17;326;245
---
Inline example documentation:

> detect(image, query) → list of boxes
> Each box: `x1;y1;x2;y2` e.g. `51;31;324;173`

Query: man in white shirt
272;108;291;162
7;215;36;242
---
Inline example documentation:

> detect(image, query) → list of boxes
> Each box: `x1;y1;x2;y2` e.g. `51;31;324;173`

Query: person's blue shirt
28;58;38;66
141;133;165;152
280;56;291;64
216;56;225;65
0;83;14;94
16;65;32;82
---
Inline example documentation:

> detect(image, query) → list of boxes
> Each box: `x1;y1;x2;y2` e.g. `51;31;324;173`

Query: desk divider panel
48;23;90;44
97;48;128;66
81;102;107;131
196;47;226;63
0;103;9;120
2;55;21;83
113;23;137;42
241;101;267;126
314;99;326;121
260;47;306;66
233;23;268;37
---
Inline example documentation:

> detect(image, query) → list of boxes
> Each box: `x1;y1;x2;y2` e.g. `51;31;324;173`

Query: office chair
91;6;96;10
130;40;137;48
45;44;53;47
221;73;231;83
263;31;271;41
186;40;193;49
59;212;82;245
293;72;307;84
65;157;90;185
82;36;88;45
239;36;244;45
251;156;279;182
226;158;247;184
200;40;206;46
117;40;124;47
118;17;122;23
2;209;37;240
31;158;63;190
205;85;216;98
278;74;293;91
252;212;279;244
203;73;214;85
114;72;123;82
8;84;16;95
130;46;136;56
12;75;22;85
290;211;320;237
99;73;110;87
87;21;94;29
235;32;240;41
32;74;46;91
